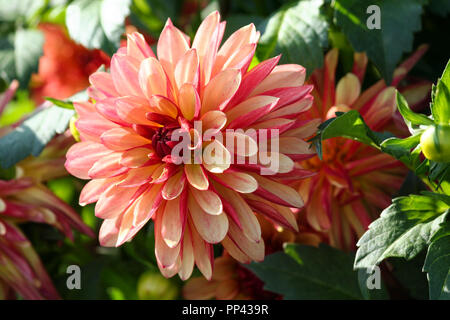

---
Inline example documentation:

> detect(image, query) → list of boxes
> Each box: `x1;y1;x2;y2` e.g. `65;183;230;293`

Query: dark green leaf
381;134;421;167
66;0;131;56
431;59;450;125
355;194;450;270
428;0;450;17
0;165;15;180
390;254;429;300
334;0;424;83
223;14;265;40
256;0;328;77
396;91;434;127
429;161;450;189
246;244;365;299
395;171;428;198
321;110;390;147
0;90;87;168
0;106;74;168
423;230;450;299
14;29;45;87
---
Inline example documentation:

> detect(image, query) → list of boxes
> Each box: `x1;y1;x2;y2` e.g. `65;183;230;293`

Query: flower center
152;127;177;158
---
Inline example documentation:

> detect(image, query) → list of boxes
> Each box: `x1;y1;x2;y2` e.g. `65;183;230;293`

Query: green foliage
390;254;429;300
431;60;450;125
428;0;450;17
0;89;88;169
424;232;450;299
45;97;75;110
47;177;77;204
310;110;393;160
0;0;47;24
0;90;35;126
0;0;47;88
256;0;329;77
322;110;391;148
334;0;424;84
355;194;449;268
246;243;388;299
0;94;86;169
0;105;74;169
0;165;15;180
396;91;434;129
66;0;132;56
223;14;265;40
0;30;44;88
354;192;450;300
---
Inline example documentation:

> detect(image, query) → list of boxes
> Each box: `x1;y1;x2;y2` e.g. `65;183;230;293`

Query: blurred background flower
0;115;93;299
294;47;431;250
30;23;110;105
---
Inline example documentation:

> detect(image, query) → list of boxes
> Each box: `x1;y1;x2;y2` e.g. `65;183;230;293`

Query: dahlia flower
65;11;317;280
0;130;93;299
296;46;429;250
31;23;110;104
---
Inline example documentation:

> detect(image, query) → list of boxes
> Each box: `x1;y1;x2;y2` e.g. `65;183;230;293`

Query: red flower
31;23;110;104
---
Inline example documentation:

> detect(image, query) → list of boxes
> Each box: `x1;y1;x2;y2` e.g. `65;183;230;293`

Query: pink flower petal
188;192;228;244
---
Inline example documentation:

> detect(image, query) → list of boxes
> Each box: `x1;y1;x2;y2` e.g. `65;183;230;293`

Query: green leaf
45;97;74;110
47;177;76;204
66;0;131;56
390;254;429;300
223;14;265;40
354;194;450;270
246;244;366;299
128;0;166;39
422;192;450;206
0;90;35;126
334;0;424;83
0;90;87;168
431;59;450;125
321;110;391;147
423;230;450;299
312;110;395;160
396;91;434;128
380;134;421;167
0;0;47;23
14;29;45;87
428;0;450;17
312;110;398;160
0;165;15;180
0;106;74;168
429;161;450;189
0;29;44;88
256;0;328;77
